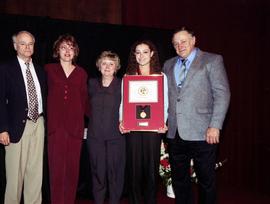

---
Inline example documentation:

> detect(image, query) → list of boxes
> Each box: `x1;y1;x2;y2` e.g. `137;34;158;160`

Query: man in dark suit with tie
0;31;46;204
163;27;230;204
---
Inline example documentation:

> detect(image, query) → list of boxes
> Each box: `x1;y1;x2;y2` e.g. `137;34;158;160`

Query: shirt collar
17;56;33;69
178;47;197;66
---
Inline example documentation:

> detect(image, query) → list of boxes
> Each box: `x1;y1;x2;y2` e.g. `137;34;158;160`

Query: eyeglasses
59;46;75;51
17;42;34;47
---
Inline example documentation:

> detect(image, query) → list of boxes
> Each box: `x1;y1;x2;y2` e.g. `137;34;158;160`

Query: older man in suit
0;31;46;204
163;27;230;204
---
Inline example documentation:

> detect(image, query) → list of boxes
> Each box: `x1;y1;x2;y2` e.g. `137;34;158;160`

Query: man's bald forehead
13;31;35;43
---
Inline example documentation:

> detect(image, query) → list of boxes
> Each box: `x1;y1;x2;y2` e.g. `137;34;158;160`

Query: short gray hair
12;30;35;44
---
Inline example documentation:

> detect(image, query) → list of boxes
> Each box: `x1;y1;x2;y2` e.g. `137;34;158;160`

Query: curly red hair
53;34;79;64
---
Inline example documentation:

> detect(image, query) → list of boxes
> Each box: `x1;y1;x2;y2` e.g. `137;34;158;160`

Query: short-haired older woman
87;51;125;204
45;34;89;204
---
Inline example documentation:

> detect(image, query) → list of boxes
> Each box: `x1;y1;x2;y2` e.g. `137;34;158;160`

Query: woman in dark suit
45;34;88;204
87;51;125;204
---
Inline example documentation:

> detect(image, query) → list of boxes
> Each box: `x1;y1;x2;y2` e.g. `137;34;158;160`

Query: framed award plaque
122;75;164;131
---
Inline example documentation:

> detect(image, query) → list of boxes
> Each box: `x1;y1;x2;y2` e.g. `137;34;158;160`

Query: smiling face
172;30;196;59
14;32;35;62
99;57;117;78
58;41;75;63
134;43;154;67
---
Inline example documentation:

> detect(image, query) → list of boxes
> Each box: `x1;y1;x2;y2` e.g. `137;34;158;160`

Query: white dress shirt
17;56;43;115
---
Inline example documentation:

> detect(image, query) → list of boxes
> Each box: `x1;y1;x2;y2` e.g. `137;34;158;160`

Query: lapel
10;58;27;97
11;58;45;100
167;57;179;94
180;49;204;95
33;62;47;106
98;77;118;94
33;62;44;86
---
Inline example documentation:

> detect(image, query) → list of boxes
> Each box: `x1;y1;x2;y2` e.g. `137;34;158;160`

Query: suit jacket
0;58;47;143
163;49;230;141
87;77;122;141
45;63;88;140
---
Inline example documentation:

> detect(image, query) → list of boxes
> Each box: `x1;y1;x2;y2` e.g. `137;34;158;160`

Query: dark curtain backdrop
0;0;270;199
0;0;122;24
121;0;269;194
0;14;175;203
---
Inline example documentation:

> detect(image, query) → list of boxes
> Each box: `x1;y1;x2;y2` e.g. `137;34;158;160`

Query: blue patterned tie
178;59;187;88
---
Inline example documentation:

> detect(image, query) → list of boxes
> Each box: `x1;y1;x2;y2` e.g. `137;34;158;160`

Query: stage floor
72;186;270;204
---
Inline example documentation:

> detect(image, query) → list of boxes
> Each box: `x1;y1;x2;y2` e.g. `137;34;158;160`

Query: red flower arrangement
159;141;172;186
160;140;227;187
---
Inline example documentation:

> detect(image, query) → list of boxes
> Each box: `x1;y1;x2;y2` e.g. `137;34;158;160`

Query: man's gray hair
12;30;35;43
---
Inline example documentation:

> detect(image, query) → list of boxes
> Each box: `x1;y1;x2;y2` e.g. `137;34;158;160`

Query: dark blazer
87;77;122;141
0;58;47;143
163;49;230;140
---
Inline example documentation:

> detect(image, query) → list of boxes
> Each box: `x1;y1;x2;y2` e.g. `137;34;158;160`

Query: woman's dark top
88;77;122;140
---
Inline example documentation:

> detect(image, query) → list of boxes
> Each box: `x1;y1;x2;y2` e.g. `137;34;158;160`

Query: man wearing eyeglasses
0;30;47;204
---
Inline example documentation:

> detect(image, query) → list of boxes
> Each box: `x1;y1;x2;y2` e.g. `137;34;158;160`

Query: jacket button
22;120;26;123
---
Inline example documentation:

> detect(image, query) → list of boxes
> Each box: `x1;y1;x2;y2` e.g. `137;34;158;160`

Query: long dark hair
126;40;161;75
